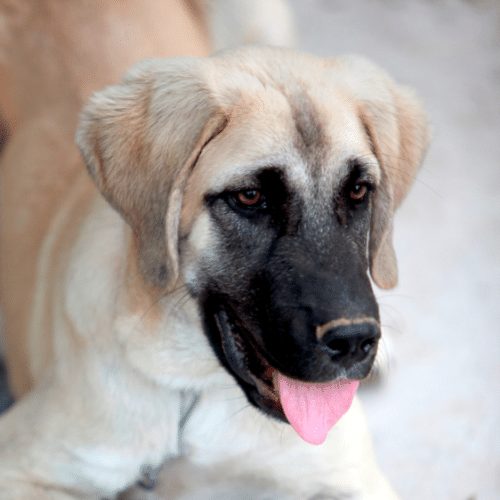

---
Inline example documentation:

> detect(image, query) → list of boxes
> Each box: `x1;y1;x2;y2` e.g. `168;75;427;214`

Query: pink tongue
276;373;359;445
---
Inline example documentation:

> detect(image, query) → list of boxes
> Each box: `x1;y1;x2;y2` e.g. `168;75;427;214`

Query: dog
0;3;428;499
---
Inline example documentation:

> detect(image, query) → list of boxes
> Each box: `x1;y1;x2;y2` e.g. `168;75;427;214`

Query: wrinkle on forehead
282;85;379;186
287;91;330;168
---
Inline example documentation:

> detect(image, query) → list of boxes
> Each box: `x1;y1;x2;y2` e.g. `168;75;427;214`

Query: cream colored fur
0;4;427;499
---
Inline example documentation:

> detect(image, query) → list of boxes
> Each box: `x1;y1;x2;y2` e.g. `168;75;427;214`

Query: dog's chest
176;386;341;491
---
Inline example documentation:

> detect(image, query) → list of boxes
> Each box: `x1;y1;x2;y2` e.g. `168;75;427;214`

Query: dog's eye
235;189;265;208
349;183;369;203
219;187;268;216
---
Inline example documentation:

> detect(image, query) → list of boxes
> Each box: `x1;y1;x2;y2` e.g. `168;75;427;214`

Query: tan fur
0;5;427;498
0;0;209;398
77;63;229;288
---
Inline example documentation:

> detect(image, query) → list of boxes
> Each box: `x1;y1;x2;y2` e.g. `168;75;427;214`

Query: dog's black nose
321;322;379;363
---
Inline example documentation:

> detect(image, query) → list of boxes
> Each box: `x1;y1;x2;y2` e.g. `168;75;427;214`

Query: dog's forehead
197;82;374;190
180;66;378;229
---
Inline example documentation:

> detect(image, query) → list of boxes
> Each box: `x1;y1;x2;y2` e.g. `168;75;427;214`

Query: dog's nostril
323;338;351;358
320;322;379;362
360;337;376;354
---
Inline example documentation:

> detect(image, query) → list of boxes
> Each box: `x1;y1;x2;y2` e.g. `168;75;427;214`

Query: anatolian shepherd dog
0;3;428;499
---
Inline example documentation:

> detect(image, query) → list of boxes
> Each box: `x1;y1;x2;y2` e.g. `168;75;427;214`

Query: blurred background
0;1;499;498
286;1;499;498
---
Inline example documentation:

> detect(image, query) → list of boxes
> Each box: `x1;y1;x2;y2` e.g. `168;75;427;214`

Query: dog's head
77;47;428;431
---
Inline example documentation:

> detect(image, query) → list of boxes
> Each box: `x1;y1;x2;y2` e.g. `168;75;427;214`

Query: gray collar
137;390;201;491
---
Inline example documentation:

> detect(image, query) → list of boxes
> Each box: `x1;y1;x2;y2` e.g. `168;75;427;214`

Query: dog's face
179;95;384;417
77;48;428;421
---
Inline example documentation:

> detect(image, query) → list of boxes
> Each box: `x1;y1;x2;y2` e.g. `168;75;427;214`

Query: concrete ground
287;0;499;498
0;1;498;499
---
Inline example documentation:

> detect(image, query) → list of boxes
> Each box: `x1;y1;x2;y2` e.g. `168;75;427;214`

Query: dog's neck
105;213;227;391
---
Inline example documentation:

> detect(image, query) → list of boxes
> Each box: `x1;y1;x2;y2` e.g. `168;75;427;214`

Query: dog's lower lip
214;309;254;386
214;308;278;401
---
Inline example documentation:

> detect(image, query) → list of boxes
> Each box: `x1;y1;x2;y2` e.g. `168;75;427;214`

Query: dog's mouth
212;306;281;415
204;302;360;445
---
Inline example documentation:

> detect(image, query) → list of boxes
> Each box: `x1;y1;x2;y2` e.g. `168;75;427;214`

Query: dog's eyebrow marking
341;158;378;185
315;317;379;341
223;165;283;188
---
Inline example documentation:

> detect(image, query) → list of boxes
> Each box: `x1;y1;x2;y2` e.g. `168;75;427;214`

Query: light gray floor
288;1;500;498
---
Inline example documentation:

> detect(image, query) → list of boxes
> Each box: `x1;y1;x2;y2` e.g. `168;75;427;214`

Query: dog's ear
77;59;228;289
338;57;429;289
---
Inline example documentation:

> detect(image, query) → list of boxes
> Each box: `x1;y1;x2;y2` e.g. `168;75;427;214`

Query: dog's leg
0;362;184;498
120;457;297;500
